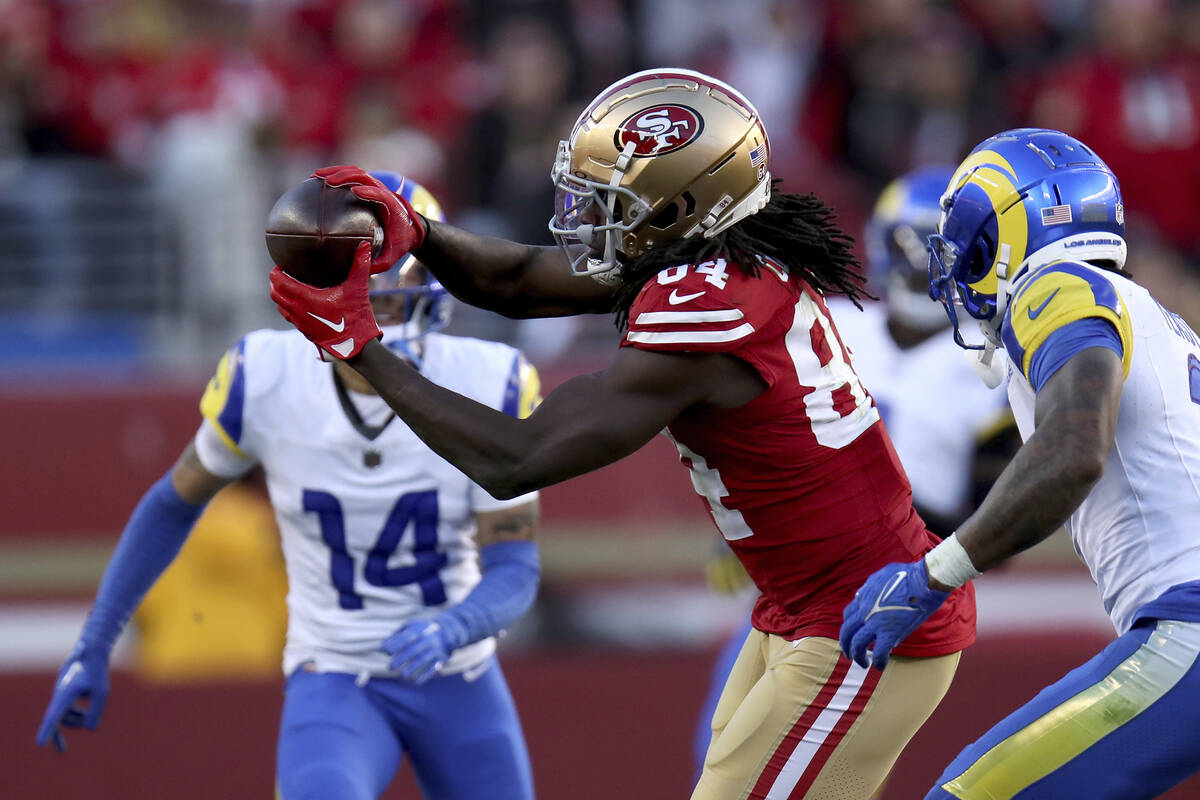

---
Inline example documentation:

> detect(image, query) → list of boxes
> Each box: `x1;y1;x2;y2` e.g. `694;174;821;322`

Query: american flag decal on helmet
749;144;766;168
1040;204;1073;226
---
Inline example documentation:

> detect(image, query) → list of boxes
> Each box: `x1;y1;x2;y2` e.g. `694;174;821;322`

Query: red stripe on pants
786;664;883;798
747;657;853;799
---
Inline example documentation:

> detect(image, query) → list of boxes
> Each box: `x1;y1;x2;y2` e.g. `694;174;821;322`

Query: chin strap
598;142;636;273
967;334;1008;389
968;242;1011;389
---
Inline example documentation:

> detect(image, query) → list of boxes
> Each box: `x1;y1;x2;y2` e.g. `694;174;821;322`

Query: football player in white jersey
841;128;1200;799
35;174;543;800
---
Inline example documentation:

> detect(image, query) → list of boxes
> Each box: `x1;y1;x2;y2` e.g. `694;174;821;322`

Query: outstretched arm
349;338;765;499
417;221;617;318
36;443;232;751
313;165;616;318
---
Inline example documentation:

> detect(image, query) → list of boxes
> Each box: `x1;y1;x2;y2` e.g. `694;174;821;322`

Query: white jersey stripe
765;661;871;799
626;324;755;345
633;309;745;326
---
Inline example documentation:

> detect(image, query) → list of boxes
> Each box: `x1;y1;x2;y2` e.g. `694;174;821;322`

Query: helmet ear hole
681;191;696;216
968;230;996;281
967;244;988;282
649;203;680;230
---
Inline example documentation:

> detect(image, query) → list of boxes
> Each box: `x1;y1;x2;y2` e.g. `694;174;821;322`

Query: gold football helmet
549;68;772;280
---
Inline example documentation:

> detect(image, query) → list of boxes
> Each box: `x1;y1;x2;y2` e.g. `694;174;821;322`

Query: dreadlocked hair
612;183;871;330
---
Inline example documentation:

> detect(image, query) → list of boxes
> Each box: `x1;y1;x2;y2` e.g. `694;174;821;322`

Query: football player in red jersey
270;69;976;799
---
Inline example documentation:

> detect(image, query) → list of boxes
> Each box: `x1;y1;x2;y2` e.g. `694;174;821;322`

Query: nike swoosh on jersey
864;572;913;620
329;338;356;358
1027;288;1061;320
307;312;347;332
669;289;706;305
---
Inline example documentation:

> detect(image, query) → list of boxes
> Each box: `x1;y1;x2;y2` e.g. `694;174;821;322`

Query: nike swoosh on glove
36;642;111;752
839;559;949;671
270;240;382;360
381;616;466;685
312;165;426;274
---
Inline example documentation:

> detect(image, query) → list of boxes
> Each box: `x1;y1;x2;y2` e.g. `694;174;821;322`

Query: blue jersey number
302;489;448;610
1151;300;1200;406
1189;354;1200;407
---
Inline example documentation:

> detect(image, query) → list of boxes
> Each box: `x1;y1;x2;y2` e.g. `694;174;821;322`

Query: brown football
264;177;380;287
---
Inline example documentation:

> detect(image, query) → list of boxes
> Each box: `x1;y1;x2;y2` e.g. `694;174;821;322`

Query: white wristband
925;533;981;589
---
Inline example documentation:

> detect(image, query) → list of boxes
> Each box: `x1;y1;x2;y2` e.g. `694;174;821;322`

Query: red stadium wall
7;636;1200;799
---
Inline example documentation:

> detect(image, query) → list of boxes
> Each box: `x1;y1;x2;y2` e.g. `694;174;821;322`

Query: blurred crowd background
6;0;1200;797
6;0;1200;373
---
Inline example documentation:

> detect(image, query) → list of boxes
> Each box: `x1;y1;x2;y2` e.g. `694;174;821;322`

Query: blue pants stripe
926;619;1200;800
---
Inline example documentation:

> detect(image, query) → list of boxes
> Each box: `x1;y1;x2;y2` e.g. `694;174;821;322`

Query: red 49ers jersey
621;259;975;656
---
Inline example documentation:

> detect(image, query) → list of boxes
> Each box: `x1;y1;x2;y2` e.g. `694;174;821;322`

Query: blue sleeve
436;540;541;648
1027;317;1124;392
80;473;206;653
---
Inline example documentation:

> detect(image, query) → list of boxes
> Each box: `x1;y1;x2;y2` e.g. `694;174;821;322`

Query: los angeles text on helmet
1063;238;1124;249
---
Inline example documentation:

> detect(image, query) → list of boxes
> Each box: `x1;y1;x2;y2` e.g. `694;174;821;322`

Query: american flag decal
1040;204;1073;226
749;144;766;168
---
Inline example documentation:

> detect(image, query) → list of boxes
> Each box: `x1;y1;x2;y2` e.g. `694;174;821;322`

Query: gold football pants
692;631;959;800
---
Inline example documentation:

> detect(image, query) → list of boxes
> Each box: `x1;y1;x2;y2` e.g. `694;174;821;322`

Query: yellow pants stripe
944;620;1200;799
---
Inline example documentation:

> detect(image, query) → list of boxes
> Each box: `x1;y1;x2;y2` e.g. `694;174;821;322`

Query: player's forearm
948;350;1121;580
352;342;593;498
441;540;541;646
417;220;613;318
951;430;1101;577
82;472;205;652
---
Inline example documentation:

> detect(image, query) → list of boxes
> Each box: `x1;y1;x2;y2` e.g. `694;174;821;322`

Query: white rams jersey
192;326;541;677
828;299;1009;518
1001;260;1200;633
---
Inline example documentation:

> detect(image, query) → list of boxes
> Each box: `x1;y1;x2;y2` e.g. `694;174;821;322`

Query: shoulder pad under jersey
1001;261;1132;381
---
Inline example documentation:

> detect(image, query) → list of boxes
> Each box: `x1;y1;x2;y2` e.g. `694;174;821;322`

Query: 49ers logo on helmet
614;104;704;157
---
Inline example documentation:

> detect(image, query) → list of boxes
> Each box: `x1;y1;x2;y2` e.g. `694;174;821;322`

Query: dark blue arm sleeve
437;540;541;648
1028;317;1124;392
80;472;206;653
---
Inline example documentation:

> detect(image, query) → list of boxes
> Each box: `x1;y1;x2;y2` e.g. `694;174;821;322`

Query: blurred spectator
338;80;447;193
149;1;284;347
816;1;994;190
249;3;352;170
20;0;166;160
456;15;577;245
1031;0;1200;260
7;0;1200;373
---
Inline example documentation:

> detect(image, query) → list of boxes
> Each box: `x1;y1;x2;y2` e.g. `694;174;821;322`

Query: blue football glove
381;616;467;685
839;559;949;671
36;642;111;752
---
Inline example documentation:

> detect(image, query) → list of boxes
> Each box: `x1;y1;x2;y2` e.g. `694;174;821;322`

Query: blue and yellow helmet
367;171;451;341
867;165;955;328
929;128;1126;348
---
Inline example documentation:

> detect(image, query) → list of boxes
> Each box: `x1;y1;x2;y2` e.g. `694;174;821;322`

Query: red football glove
270;241;382;360
312;165;427;274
